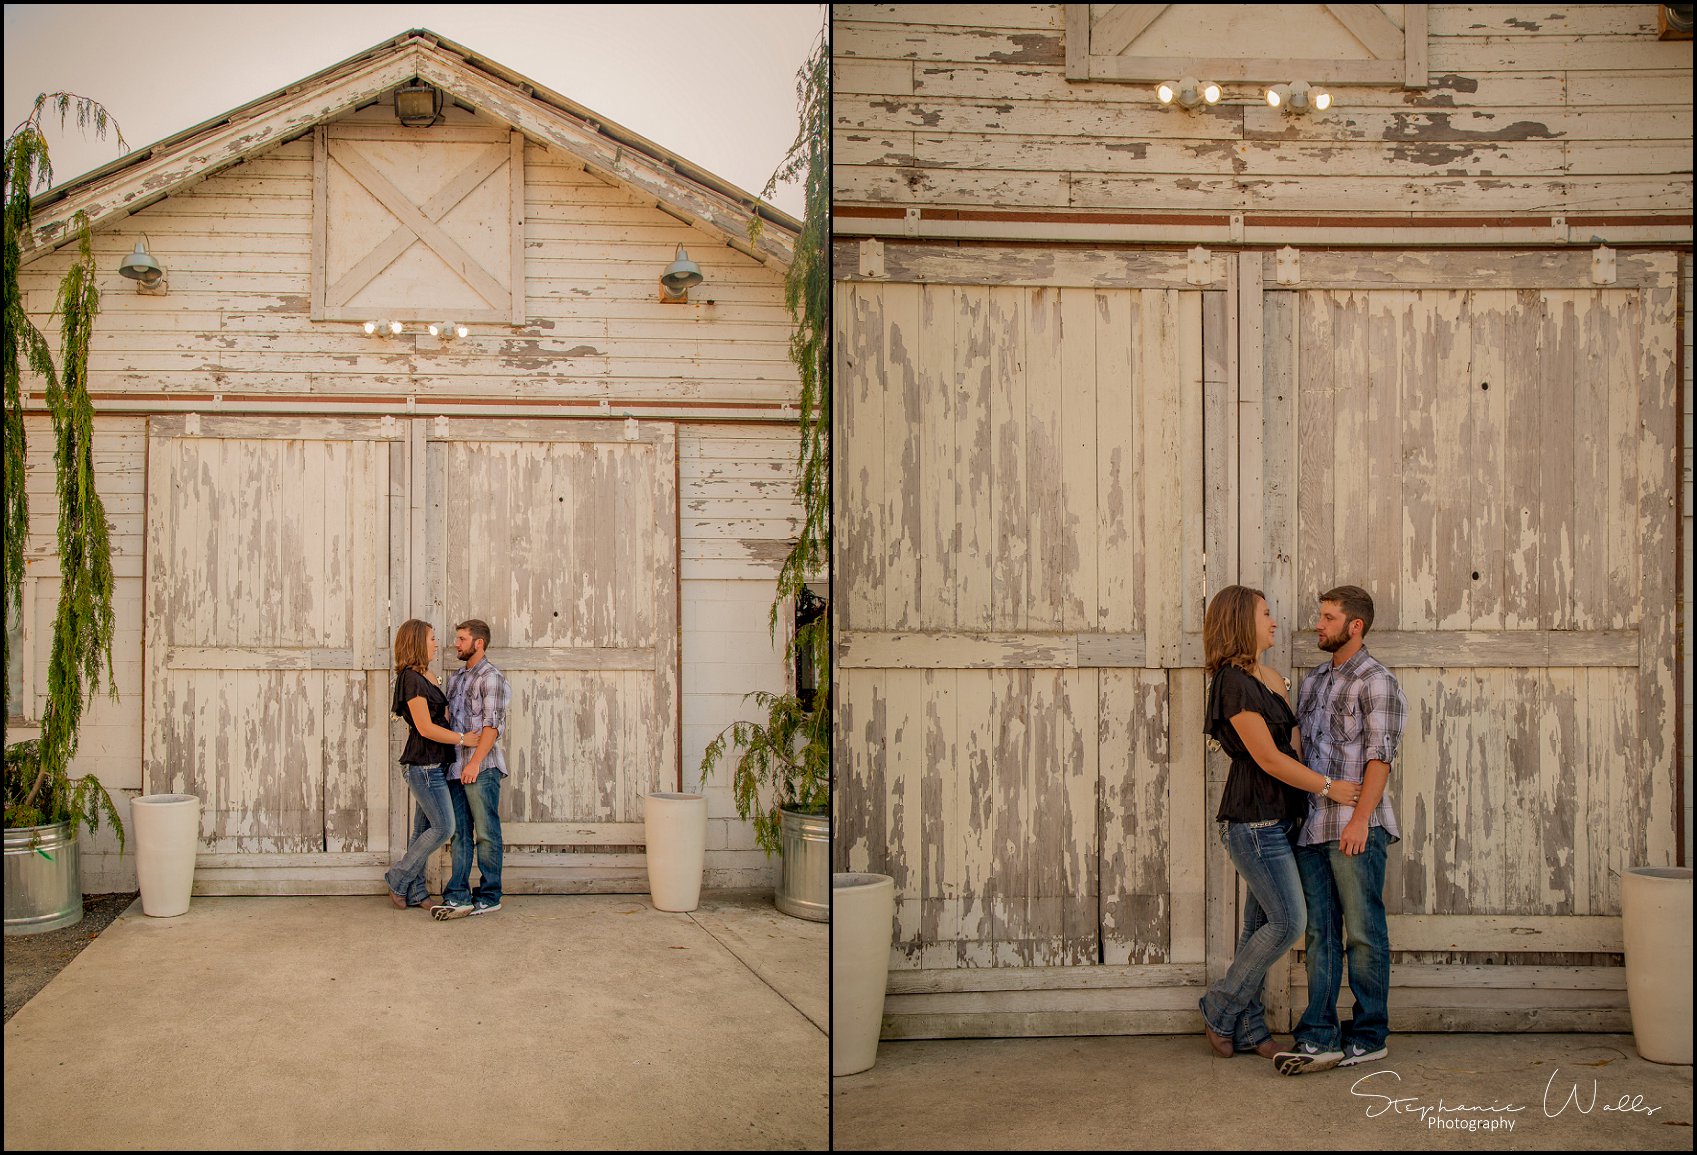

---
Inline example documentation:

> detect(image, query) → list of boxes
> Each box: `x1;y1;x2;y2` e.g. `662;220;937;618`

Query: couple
1198;584;1407;1076
384;618;512;921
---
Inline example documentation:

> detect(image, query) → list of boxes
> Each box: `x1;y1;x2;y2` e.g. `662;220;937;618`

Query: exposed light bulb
455;325;469;339
428;322;441;337
1267;86;1283;107
1157;82;1175;104
388;320;403;335
363;320;377;335
1202;83;1221;104
1314;90;1332;111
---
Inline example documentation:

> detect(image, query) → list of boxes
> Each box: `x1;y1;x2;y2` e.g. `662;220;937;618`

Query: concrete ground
835;1033;1693;1151
3;889;826;1150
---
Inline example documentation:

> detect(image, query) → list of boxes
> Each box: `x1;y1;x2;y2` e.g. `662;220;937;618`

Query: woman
385;619;477;913
1197;585;1361;1058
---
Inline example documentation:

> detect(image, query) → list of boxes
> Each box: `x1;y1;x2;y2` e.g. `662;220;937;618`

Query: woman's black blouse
393;667;455;766
1206;664;1307;824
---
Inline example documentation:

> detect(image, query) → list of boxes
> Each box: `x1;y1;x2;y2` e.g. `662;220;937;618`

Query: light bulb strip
1267;80;1331;115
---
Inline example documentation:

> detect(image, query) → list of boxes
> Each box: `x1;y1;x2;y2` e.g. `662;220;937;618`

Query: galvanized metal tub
3;820;83;935
775;808;829;922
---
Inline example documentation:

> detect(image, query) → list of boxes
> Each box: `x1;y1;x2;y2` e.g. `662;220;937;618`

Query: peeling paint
1391;142;1480;166
1382;113;1562;142
984;32;1064;66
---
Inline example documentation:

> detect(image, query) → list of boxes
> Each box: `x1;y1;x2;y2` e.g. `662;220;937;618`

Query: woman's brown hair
393;619;434;675
1203;585;1265;677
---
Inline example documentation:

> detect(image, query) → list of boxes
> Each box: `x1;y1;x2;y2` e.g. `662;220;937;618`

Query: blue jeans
384;763;455;904
1293;826;1391;1052
444;770;503;907
1200;818;1307;1051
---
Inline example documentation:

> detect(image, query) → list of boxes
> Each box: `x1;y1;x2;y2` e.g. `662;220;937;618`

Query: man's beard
1317;631;1347;652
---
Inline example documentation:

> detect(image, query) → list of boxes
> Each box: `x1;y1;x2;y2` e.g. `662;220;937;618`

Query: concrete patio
834;1032;1693;1150
3;889;826;1150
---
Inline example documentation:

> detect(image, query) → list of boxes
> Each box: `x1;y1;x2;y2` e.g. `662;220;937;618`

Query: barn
832;4;1690;1037
11;29;807;896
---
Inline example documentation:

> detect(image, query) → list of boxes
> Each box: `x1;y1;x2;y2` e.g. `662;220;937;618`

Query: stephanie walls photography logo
1349;1068;1666;1134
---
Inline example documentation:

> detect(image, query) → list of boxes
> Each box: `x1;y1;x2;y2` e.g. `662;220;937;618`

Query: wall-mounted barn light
394;82;443;127
119;236;167;293
659;245;703;303
363;319;404;336
428;321;469;340
1156;76;1220;111
1267;81;1331;114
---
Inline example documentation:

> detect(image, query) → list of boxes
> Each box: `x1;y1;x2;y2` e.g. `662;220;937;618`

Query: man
1274;585;1407;1076
434;619;512;920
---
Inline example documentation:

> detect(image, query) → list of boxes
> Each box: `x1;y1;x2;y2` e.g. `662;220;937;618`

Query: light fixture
363;319;404;336
659;245;703;303
118;236;166;291
394;82;443;127
428;321;469;340
1156;76;1220;111
1267;81;1330;114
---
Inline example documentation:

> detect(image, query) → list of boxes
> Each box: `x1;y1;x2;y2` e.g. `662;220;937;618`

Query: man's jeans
384;763;455;904
1199;818;1307;1051
1293;825;1391;1052
444;770;504;907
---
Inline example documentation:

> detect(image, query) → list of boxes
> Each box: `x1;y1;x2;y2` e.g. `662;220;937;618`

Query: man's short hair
456;619;492;652
1319;585;1375;637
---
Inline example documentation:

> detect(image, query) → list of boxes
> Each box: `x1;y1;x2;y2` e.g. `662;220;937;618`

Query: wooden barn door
1249;250;1681;1031
417;419;679;892
145;416;402;892
835;245;1228;1037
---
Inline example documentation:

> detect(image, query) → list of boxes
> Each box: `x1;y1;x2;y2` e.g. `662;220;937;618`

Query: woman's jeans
1199;818;1307;1050
383;763;455;904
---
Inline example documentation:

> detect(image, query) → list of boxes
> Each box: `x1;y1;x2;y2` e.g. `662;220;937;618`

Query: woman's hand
1327;779;1362;806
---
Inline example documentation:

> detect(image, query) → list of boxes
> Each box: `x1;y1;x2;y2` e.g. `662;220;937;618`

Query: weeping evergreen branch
3;93;126;848
698;14;830;855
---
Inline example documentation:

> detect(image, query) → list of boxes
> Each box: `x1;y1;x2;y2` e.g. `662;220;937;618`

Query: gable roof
22;27;797;268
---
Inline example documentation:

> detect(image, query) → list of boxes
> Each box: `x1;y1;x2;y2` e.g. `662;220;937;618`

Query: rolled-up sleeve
1361;671;1407;766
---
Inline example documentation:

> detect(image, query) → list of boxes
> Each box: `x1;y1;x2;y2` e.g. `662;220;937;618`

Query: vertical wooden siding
145;422;393;858
430;429;677;831
836;274;1207;981
1287;284;1677;923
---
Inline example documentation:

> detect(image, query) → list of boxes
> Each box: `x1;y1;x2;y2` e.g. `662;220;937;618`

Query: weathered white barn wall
20;103;797;410
835;4;1692;240
12;92;803;893
1682;252;1692;865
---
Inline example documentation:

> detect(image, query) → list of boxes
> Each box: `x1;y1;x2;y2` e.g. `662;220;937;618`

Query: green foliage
3;93;126;847
700;15;831;855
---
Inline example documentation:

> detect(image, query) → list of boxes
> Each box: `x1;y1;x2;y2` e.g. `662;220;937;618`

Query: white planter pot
644;792;706;912
1620;866;1692;1064
832;872;894;1076
131;794;201;917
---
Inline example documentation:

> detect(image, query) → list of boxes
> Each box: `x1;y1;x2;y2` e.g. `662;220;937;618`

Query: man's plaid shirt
1295;646;1405;847
446;658;512;778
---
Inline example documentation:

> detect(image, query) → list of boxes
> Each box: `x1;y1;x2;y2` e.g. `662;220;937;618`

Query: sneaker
1273;1041;1345;1076
1338;1041;1387;1068
467;900;502;916
432;900;475;921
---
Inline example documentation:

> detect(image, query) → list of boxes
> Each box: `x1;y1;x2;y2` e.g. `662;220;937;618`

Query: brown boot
1247;1039;1282;1060
1202;1020;1234;1057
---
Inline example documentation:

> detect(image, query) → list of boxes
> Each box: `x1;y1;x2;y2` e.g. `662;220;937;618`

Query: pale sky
3;3;822;218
